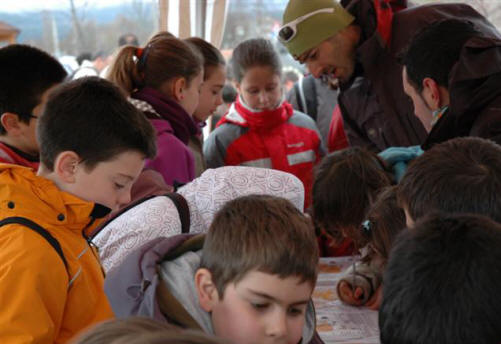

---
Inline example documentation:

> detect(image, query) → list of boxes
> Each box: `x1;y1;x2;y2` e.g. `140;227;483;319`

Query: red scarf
219;96;294;130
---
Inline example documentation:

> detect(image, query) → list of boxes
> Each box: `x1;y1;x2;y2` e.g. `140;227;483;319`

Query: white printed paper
314;257;380;344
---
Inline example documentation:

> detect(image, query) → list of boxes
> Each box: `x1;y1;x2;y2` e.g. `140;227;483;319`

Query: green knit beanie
281;0;355;58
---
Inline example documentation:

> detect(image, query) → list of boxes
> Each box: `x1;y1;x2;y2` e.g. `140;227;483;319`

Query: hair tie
137;44;151;73
136;47;144;59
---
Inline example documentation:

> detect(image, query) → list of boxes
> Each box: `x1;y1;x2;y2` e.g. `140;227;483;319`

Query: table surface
313;257;380;344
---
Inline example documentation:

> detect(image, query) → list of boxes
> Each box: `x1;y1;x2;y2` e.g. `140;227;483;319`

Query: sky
0;0;153;13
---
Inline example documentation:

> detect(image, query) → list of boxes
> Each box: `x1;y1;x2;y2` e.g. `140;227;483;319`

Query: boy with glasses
0;44;67;168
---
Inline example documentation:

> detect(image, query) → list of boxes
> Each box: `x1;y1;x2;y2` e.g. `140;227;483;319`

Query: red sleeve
328;105;349;152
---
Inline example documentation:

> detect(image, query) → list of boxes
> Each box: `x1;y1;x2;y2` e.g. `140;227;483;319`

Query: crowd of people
0;0;501;343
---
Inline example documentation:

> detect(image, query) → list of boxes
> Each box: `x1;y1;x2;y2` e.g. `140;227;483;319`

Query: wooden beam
158;0;168;31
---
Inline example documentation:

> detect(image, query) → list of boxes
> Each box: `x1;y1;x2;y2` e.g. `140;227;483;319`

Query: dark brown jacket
423;36;501;149
339;0;498;151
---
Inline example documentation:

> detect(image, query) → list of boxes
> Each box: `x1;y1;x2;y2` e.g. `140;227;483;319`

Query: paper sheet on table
314;257;380;344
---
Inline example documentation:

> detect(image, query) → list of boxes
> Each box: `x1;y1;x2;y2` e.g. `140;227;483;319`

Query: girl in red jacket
204;38;323;207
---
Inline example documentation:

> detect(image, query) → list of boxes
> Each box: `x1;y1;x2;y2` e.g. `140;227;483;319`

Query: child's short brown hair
38;77;156;171
398;137;501;223
312;147;392;243
200;194;318;296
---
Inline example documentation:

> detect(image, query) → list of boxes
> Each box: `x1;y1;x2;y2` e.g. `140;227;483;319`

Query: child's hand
337;280;367;306
365;285;382;310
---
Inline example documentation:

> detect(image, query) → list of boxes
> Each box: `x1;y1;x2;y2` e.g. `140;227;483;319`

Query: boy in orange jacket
0;77;156;343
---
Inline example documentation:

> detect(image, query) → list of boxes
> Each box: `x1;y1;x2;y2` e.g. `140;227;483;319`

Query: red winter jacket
203;98;323;207
328;105;349;152
0;142;39;169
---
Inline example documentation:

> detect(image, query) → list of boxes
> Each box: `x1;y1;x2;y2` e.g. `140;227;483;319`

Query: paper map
313;257;380;344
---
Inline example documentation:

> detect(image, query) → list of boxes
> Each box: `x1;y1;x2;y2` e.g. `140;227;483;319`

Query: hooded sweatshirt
104;234;323;344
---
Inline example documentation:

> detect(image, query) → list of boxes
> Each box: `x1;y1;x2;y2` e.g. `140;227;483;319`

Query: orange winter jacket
0;164;114;343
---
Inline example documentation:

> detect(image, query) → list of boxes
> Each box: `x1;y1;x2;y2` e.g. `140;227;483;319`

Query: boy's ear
195;268;220;312
53;151;80;184
1;112;23;135
172;77;187;102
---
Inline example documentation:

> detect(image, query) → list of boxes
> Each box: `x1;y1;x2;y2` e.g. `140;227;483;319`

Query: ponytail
108;34;203;96
107;45;144;95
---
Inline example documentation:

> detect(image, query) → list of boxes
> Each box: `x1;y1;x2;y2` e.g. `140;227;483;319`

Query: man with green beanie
280;0;497;151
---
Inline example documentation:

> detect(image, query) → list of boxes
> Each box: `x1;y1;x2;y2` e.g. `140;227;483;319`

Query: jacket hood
105;233;317;343
449;36;501;121
423;35;501;149
104;233;201;320
341;0;378;43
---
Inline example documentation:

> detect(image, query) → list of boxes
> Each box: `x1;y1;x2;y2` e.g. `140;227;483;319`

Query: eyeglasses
278;8;335;43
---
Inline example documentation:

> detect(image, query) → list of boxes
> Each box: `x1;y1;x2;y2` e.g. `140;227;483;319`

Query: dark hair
398;137;501;223
380;213;501;344
362;186;405;264
38;77;156;171
108;35;203;95
312;147;392;244
200;194;318;297
221;84;237;104
73;317;226;344
118;33;139;47
149;31;175;42
185;37;225;81
0;44;67;134
76;52;92;66
231;38;282;83
403;19;480;92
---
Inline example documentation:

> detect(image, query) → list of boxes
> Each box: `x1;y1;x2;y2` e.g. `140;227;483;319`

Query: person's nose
215;92;223;107
117;190;131;208
265;309;288;339
258;91;270;106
